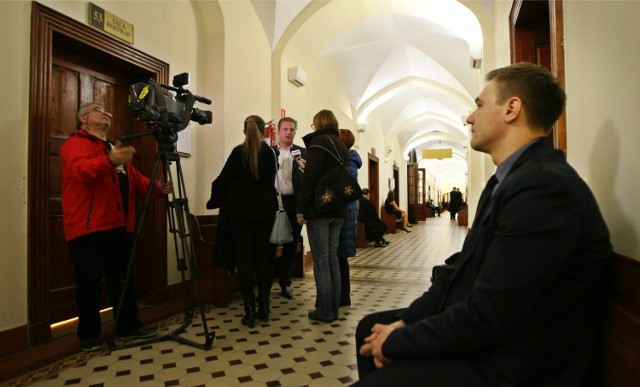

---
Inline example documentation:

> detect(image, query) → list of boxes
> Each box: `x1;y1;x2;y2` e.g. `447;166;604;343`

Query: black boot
256;295;270;322
241;294;256;328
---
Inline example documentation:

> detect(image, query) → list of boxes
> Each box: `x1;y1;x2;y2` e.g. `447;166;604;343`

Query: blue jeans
306;217;344;320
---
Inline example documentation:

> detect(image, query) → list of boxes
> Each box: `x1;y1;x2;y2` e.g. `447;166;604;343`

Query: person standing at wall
337;128;362;306
207;115;278;328
272;117;307;299
297;109;350;323
61;102;170;352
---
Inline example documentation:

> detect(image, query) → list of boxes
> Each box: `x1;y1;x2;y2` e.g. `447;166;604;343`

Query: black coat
386;139;612;386
207;142;278;269
297;127;349;220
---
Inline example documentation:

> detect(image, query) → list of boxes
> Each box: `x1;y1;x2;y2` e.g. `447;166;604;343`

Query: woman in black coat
207;115;277;328
296;110;350;323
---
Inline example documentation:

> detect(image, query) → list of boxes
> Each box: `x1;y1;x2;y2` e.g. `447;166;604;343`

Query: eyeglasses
86;106;112;118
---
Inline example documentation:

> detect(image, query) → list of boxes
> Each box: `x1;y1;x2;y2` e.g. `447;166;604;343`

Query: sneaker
121;326;159;339
374;241;387;247
80;338;102;352
280;286;293;299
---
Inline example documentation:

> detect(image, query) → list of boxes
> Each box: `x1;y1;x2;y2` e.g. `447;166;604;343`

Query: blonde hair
242;115;266;179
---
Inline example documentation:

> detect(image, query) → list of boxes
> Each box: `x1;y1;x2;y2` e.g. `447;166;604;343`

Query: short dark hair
486;62;566;135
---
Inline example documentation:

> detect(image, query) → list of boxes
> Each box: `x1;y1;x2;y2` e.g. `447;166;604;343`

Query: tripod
109;128;215;351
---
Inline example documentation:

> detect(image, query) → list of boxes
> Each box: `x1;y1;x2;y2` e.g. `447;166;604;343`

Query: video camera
128;72;212;133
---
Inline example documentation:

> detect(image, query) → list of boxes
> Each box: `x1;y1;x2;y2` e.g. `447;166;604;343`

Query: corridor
11;216;468;386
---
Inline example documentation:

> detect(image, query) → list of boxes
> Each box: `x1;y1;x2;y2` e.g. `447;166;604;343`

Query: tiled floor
8;215;467;387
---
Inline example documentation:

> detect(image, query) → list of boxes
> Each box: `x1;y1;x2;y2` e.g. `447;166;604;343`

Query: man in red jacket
61;102;170;352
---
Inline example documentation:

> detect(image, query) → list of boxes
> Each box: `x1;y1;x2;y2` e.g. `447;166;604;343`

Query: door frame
510;0;566;152
29;2;169;344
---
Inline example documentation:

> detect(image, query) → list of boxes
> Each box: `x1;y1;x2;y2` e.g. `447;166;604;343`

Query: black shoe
280;286;293;299
403;228;411;233
381;240;390;246
256;299;270;322
374;241;387;247
242;306;256;328
120;326;159;339
80;338;102;352
308;310;336;323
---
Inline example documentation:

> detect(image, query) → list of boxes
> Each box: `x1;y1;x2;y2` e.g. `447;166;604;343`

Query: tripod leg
109;149;164;349
164;153;215;349
111;145;215;351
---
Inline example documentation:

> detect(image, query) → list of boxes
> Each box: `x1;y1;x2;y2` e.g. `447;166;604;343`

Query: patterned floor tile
6;216;466;386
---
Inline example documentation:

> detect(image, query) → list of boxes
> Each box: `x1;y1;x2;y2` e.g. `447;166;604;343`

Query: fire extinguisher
264;120;276;146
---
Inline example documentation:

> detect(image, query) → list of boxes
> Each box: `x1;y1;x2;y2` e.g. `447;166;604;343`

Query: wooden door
30;3;169;343
510;0;566;152
367;153;379;214
49;49;158;323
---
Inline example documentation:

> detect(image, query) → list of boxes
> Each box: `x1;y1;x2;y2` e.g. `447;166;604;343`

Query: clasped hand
359;320;405;368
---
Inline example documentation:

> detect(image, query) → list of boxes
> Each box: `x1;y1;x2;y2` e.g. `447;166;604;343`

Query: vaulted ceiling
251;0;485;189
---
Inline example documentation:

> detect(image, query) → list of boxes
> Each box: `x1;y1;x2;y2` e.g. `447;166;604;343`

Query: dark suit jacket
387;139;612;386
272;143;307;198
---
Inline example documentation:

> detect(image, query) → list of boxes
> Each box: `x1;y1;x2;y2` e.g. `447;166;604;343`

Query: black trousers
229;216;274;303
277;195;303;289
68;227;142;341
354;309;489;386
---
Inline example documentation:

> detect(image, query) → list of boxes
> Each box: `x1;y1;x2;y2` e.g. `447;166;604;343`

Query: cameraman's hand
109;143;136;166
157;180;172;194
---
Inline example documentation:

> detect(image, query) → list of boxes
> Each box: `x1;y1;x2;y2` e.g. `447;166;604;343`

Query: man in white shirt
273;117;307;299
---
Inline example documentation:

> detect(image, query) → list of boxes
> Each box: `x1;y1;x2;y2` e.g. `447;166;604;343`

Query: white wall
0;0;31;331
563;1;640;259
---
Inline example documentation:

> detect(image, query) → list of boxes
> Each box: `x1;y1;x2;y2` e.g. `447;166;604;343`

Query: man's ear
504;96;522;123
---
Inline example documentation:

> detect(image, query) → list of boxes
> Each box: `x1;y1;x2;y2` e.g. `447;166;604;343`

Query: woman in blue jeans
296;110;350;322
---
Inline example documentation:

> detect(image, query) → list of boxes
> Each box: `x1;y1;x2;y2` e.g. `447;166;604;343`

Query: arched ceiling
250;0;483;189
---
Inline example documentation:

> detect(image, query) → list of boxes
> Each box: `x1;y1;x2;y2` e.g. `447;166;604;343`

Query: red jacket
60;129;162;241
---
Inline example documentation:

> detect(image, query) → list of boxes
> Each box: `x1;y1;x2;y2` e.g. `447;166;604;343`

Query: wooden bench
381;206;402;234
190;213;304;307
599;253;640;385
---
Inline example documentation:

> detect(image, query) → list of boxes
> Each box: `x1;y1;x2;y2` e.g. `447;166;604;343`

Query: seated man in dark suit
358;189;389;247
426;198;441;217
354;63;612;386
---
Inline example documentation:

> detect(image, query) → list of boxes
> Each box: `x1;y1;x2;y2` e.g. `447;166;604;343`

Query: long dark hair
242;115;266;179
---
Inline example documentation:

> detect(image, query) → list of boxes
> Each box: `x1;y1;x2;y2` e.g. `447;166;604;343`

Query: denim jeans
306;217;344;320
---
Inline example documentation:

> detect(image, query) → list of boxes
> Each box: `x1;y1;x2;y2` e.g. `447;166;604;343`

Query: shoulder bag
310;136;362;212
269;148;294;244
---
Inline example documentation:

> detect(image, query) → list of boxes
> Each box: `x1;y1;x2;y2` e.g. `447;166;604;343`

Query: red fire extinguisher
264;120;276;146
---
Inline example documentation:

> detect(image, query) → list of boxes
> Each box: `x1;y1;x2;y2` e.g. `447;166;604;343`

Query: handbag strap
309;135;345;166
270;147;284;210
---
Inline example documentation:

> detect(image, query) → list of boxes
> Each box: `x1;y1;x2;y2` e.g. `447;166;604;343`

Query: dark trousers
68;227;141;341
229;216;274;303
354;309;489;386
277;195;303;289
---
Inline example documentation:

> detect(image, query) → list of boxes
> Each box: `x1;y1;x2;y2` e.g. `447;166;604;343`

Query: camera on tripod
128;72;212;133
